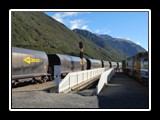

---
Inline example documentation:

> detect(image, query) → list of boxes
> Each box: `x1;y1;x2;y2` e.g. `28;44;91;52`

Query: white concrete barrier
58;68;105;93
96;68;115;95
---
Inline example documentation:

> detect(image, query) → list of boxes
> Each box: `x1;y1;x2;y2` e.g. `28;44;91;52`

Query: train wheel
43;78;46;83
12;80;19;87
42;76;48;83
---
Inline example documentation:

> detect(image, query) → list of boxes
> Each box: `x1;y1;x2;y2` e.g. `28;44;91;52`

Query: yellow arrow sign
80;61;84;65
24;56;40;64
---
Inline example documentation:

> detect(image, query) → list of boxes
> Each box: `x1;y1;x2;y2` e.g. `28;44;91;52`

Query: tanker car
12;47;122;86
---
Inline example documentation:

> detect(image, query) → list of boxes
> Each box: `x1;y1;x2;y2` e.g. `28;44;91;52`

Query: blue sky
45;11;149;51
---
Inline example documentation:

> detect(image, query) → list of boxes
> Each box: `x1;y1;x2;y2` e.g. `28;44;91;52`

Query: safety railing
58;68;105;93
96;68;115;95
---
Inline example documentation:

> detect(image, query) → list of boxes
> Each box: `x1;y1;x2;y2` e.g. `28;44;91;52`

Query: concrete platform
98;72;149;109
11;72;150;110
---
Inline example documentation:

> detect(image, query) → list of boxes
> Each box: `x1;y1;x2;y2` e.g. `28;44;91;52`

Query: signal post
79;42;84;70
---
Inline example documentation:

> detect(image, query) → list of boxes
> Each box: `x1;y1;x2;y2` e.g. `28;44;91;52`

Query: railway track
12;81;56;92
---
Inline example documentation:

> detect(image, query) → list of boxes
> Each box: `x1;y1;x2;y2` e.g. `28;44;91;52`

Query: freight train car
86;58;102;70
110;62;118;70
118;62;122;69
117;62;122;71
12;47;121;87
122;52;148;85
47;54;87;80
102;60;111;70
140;56;148;80
12;47;49;85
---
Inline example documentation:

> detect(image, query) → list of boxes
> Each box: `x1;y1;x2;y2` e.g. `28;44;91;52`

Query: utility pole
79;42;84;70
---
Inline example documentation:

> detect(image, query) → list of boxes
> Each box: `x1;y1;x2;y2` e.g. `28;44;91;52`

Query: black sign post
79;42;84;70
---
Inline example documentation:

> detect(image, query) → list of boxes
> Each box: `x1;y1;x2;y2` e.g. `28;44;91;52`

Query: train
122;52;148;85
12;47;122;86
12;47;49;85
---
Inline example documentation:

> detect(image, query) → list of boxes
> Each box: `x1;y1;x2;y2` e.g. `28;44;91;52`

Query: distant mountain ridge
73;29;123;60
12;12;122;61
73;29;146;58
100;35;146;57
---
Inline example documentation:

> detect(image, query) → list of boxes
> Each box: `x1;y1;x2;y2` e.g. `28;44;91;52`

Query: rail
58;68;105;93
96;68;115;95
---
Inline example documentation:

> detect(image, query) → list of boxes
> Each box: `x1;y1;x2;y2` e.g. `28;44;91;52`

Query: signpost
79;42;84;70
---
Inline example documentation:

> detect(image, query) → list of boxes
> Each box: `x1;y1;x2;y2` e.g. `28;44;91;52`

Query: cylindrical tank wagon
12;47;49;85
102;60;110;70
117;62;122;71
110;61;118;70
12;47;122;87
86;58;102;70
47;54;87;80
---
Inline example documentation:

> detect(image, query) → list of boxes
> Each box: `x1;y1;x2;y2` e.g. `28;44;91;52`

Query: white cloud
70;19;82;29
63;12;79;16
52;13;63;22
81;25;88;29
52;12;79;23
52;12;90;30
70;19;89;30
136;41;141;45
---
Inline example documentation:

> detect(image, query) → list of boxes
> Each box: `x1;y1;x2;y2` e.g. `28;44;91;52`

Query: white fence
96;68;115;95
58;68;105;93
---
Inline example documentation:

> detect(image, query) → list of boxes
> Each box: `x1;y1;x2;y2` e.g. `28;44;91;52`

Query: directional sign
80;60;84;65
24;56;40;64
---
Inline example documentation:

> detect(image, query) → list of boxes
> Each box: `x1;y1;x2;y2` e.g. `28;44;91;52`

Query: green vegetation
12;11;122;61
73;29;123;61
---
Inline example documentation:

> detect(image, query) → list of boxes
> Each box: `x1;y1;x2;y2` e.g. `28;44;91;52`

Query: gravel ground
11;72;149;110
12;90;99;108
12;81;56;92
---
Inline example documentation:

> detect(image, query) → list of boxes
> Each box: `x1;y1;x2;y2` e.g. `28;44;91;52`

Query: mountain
73;29;123;61
12;12;120;61
100;35;147;57
73;29;146;59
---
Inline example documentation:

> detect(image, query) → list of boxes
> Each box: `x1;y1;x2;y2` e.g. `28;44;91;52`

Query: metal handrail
58;68;105;93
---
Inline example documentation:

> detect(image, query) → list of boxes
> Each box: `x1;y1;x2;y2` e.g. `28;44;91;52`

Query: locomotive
122;52;148;85
12;47;122;86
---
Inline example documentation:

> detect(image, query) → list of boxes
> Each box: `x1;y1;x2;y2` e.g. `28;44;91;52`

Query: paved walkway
98;72;149;109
